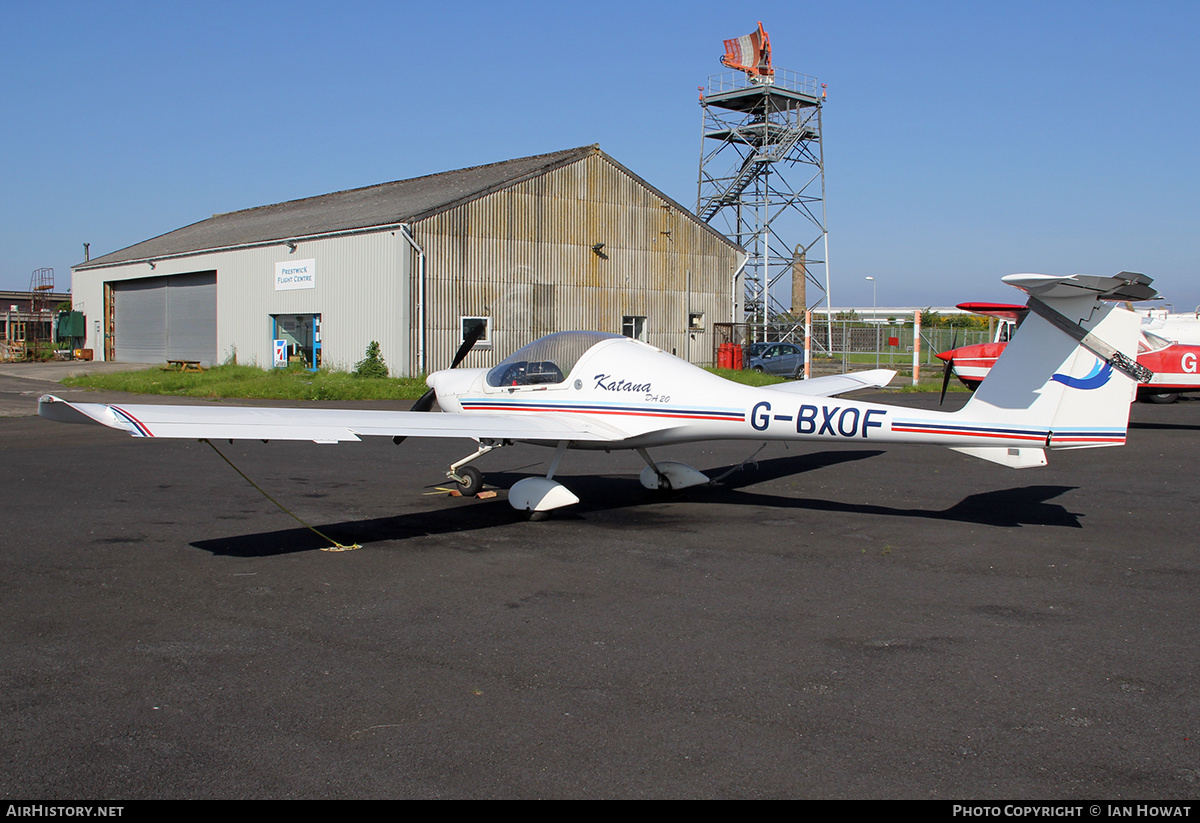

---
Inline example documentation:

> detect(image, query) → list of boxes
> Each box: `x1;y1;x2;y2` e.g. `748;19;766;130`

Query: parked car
747;342;804;377
743;342;770;362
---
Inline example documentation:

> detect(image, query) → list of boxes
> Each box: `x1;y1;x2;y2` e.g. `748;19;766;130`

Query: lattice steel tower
698;23;830;338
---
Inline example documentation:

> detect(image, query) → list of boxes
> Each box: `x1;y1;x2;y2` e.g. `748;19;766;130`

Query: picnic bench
162;360;205;372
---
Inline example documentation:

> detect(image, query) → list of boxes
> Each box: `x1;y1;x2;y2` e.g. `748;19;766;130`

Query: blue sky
3;0;1197;311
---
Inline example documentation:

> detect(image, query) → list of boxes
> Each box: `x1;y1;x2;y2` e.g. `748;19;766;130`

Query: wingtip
37;394;67;416
851;368;898;389
37;395;89;425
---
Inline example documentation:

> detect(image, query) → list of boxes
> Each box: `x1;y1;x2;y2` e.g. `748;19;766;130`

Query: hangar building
72;145;746;374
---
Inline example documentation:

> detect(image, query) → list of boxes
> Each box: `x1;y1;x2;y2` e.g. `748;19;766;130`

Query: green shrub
353;341;389;378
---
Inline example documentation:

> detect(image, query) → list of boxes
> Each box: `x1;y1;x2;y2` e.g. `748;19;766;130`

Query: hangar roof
77;145;738;270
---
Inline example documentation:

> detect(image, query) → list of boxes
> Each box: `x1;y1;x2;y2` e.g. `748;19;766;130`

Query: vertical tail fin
958;273;1152;458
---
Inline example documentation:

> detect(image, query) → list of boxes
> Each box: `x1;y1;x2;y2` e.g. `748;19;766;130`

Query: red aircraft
937;302;1200;404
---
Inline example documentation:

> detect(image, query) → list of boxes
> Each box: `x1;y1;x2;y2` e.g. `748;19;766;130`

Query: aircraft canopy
486;331;623;387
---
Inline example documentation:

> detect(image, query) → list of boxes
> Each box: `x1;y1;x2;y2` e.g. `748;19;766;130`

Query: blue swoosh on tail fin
1051;360;1112;390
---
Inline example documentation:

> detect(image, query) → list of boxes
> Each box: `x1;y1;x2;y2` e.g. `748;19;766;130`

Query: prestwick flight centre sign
275;259;316;290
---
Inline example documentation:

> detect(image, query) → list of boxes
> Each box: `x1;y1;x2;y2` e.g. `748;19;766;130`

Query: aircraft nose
426;369;460;393
425;368;482;410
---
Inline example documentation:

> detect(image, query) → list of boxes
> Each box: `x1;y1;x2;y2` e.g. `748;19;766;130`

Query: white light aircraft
40;272;1155;518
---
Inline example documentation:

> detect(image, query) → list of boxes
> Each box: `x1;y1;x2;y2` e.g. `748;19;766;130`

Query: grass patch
61;364;430;401
893;381;969;394
703;366;787;387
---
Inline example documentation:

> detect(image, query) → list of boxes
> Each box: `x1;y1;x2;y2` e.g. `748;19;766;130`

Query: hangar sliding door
111;272;217;364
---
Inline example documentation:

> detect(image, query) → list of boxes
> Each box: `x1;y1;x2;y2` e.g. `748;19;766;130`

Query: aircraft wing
956;302;1028;322
760;369;896;397
37;395;625;443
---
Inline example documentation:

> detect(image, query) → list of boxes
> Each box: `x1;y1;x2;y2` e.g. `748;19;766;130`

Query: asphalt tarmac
2;369;1198;799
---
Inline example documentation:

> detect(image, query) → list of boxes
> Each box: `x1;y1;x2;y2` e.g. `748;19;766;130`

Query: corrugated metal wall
411;151;742;373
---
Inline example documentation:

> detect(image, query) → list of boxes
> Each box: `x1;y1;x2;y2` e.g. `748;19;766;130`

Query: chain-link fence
713;321;993;374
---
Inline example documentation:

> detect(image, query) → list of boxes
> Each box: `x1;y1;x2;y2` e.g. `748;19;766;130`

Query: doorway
271;314;321;369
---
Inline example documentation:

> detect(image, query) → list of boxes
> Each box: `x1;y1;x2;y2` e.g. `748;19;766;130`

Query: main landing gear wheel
527;510;551;522
456;466;484;497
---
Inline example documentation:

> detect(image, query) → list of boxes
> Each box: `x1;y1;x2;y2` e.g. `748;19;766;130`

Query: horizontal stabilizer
1001;271;1156;302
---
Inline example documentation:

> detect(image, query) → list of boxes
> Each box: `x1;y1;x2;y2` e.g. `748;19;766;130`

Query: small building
72;145;746;373
1;289;72;357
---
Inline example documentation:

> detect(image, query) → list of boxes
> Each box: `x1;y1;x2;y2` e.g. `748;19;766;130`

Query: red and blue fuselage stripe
891;418;1048;442
892;418;1125;445
1050;430;1127;445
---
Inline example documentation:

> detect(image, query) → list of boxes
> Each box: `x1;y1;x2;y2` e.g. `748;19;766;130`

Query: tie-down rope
201;439;361;552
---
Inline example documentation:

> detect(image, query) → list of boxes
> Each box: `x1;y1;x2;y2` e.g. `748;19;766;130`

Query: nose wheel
445;441;500;498
455;465;484;497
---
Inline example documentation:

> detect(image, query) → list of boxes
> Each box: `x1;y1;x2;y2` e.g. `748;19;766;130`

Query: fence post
804;310;811;379
912;310;921;386
842;320;847;373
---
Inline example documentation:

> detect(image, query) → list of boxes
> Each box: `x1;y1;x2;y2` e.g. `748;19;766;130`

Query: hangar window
461;317;491;348
622;315;647;342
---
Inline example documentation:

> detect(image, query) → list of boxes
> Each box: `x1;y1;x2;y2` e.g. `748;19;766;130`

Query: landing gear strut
446;440;500;497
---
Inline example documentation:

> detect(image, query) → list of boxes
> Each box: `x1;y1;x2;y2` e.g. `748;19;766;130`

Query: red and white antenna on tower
720;21;774;83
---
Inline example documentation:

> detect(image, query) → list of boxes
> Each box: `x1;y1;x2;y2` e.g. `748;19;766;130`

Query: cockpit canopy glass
486;331;623;387
1139;331;1172;354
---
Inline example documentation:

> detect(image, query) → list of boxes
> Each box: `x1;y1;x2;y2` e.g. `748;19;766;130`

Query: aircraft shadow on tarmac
191;449;1081;557
1129;420;1200;432
703;482;1082;530
630;451;1078;530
